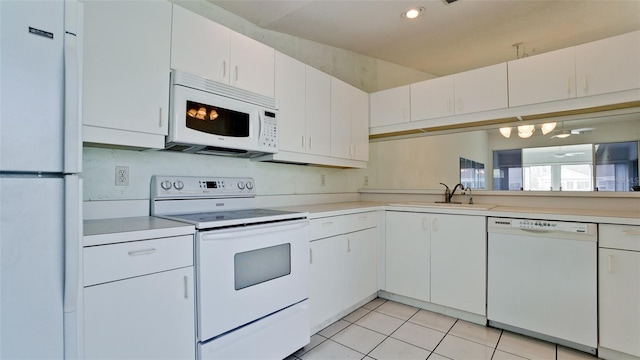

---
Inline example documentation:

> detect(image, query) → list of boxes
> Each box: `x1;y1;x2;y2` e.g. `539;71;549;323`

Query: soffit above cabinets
207;0;640;77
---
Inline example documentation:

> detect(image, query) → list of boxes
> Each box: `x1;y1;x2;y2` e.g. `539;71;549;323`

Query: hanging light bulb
499;127;512;138
517;125;535;138
540;122;557;135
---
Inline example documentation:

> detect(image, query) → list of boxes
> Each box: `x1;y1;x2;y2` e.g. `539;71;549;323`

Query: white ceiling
208;0;640;76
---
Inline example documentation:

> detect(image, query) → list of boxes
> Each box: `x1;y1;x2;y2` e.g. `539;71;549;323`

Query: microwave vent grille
172;70;277;110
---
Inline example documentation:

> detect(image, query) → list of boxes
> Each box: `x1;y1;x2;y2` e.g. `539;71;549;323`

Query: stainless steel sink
389;202;495;210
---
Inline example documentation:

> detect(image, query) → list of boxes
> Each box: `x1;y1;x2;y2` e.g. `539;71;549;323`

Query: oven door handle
200;219;309;241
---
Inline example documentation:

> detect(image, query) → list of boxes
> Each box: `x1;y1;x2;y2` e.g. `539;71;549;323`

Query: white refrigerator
0;1;83;359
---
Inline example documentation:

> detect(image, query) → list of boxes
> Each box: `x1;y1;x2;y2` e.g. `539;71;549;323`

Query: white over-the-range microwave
166;70;279;157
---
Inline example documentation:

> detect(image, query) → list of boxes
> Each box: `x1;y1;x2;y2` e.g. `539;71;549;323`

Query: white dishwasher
487;217;597;355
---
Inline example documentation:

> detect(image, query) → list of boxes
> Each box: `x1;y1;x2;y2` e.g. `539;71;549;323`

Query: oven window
185;100;250;137
234;243;291;290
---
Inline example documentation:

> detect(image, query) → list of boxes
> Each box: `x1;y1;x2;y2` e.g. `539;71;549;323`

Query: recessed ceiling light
402;7;424;19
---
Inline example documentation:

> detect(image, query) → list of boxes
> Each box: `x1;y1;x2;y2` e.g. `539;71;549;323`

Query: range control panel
489;217;595;234
151;176;255;198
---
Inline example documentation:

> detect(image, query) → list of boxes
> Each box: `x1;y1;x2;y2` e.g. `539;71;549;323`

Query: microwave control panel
259;111;278;149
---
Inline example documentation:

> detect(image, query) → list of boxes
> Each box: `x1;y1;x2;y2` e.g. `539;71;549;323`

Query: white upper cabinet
453;63;508;114
409;63;507;122
508;47;576;107
331;78;369;161
82;0;172;148
576;30;640;98
275;52;306;153
305;66;332;157
170;4;275;97
170;4;230;84
370;85;410;127
273;53;331;158
411;76;455;121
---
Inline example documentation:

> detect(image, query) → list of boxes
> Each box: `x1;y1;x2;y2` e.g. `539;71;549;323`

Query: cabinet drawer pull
347;239;352;252
622;230;640;236
222;60;227;79
127;248;157;256
358;215;368;220
158;107;163;128
309;248;313;264
235;65;239;82
301;135;305;149
184;275;189;299
583;74;588;92
608;255;613;273
567;78;572;95
321;221;333;227
308;136;312;149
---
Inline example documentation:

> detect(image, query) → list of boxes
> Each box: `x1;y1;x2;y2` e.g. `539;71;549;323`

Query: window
493;141;639;192
460;157;485;189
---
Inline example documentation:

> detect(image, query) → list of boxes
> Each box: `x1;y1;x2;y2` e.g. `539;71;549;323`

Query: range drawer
600;224;640;251
84;235;194;286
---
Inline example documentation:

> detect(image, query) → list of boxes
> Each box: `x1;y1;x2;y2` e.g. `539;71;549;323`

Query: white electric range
151;175;310;360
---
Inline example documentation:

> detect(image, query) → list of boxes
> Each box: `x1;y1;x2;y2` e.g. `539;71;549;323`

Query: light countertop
84;216;195;247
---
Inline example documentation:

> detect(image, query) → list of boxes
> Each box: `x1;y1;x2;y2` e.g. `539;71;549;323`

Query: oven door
197;218;309;341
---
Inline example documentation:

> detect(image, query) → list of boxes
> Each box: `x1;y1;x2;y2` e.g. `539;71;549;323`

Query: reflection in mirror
492;141;639;191
460;157;485;189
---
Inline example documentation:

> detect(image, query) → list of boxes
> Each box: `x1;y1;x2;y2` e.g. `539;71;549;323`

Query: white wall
364;131;489;190
83;147;367;201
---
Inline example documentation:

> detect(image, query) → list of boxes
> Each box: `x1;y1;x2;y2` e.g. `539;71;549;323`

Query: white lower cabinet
430;214;486;316
385;211;486;316
598;224;640;359
82;234;195;359
385;211;430;302
309;212;379;331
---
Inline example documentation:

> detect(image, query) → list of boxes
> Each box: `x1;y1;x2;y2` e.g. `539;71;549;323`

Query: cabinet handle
583;74;588;93
184;276;189;299
158;107;163;128
301;135;305;149
456;98;463;112
432;218;439;232
309;248;313;264
235;65;239;82
359;215;368;220
608;255;613;273
347;239;352;253
128;248;157;256
447;99;453;114
402;108;407;120
567;78;572;95
622;229;640;236
222;60;227;79
353;145;358;157
321;221;333;226
421;217;429;231
308;136;312;150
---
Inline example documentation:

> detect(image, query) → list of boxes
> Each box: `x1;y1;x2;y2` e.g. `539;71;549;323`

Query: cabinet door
508;47;576;107
431;214;486;315
411;76;454;121
229;31;275;97
275;52;306;153
599;248;640;357
454;63;508;114
170;4;230;83
385;212;430;302
370;86;410;127
576;30;640;98
330;78;353;159
305;66;331;157
351;86;369;161
309;236;346;330
82;1;171;136
345;228;378;307
83;267;195;359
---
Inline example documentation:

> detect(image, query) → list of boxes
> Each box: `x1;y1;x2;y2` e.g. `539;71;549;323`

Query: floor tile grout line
489;329;504;360
363;307;418;359
427;318;459;359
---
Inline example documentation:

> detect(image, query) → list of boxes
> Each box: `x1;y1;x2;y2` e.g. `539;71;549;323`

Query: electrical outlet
320;174;326;186
364;175;369;186
115;166;129;186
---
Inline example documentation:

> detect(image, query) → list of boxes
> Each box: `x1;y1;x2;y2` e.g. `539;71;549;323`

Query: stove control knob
174;181;184;190
160;180;172;190
237;181;246;190
246;181;254;190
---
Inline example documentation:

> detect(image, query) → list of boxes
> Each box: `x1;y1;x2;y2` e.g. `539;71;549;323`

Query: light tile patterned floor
288;298;599;360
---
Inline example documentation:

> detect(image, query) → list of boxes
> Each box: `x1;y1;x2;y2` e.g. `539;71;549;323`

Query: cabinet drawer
309;216;346;241
343;211;378;233
84;235;194;286
600;224;640;251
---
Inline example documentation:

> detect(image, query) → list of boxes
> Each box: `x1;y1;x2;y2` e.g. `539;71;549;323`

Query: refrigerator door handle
63;9;82;174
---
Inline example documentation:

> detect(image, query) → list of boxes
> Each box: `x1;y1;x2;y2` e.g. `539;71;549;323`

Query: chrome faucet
439;183;465;203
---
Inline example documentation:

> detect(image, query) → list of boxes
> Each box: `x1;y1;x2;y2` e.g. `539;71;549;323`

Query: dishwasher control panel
489;217;595;234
